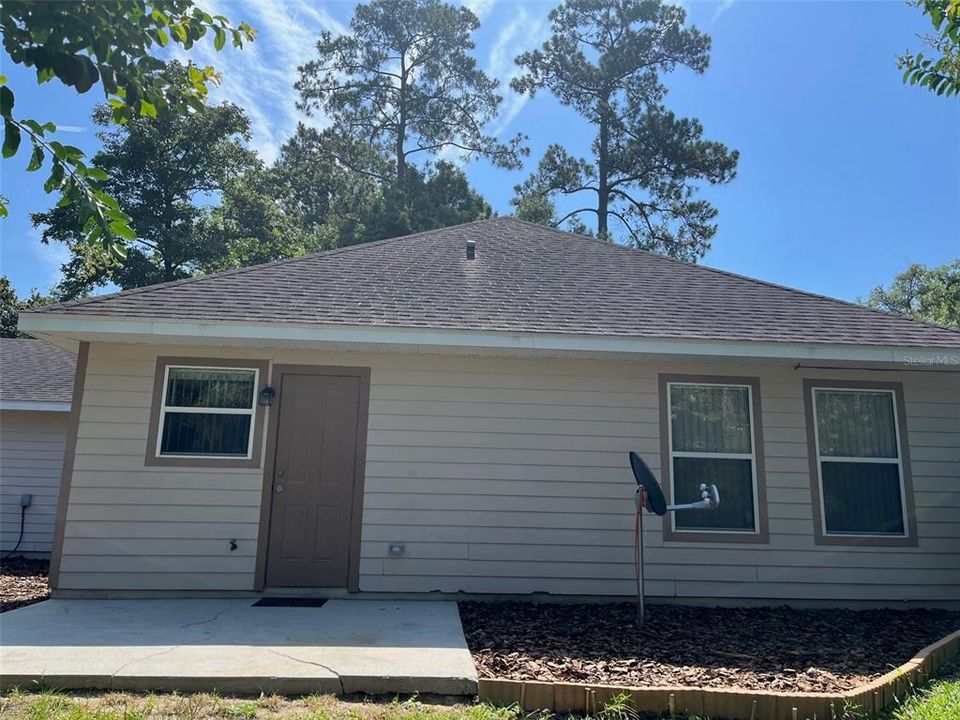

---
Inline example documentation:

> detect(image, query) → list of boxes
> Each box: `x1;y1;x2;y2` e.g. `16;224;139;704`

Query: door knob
275;484;285;494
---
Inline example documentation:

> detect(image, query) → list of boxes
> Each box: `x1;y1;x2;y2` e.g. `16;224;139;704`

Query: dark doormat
252;597;329;608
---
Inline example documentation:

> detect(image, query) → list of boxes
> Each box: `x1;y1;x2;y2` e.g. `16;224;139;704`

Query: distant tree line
3;0;744;300
865;260;960;328
3;0;953;333
0;277;49;338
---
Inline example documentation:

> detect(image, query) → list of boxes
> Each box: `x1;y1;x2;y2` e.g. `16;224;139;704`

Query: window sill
144;454;262;469
814;533;918;548
663;528;769;544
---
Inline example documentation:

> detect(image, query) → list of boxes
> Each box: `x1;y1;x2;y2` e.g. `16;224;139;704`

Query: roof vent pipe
466;240;476;260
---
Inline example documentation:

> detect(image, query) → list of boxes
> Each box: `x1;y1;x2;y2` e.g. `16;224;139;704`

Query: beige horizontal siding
56;342;960;603
356;355;960;602
57;343;264;591
0;410;69;554
57;572;254;591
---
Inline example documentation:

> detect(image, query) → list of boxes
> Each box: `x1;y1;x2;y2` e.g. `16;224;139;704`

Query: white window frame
666;381;761;535
155;364;260;460
810;386;909;538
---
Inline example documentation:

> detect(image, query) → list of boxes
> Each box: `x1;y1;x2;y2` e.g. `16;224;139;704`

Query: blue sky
1;0;957;303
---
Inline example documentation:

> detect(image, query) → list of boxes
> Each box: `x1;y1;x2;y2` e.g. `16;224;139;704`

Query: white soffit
0;400;72;412
19;312;960;370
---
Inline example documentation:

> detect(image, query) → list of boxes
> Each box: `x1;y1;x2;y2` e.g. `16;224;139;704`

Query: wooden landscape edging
477;628;960;720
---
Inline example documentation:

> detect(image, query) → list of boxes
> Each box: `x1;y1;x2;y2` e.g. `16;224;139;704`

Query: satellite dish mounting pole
634;485;646;625
627;451;721;628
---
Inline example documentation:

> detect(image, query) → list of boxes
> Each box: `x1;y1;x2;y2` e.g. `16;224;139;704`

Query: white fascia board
18;311;960;366
0;400;71;412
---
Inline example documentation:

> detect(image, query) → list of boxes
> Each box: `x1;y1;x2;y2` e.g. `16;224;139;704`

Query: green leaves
26;145;43;171
1;84;18;158
139;99;158;118
170;22;188;44
0;85;13;116
898;1;960;98
1;0;257;258
2;120;21;158
109;218;137;242
0;92;134;258
43;159;65;192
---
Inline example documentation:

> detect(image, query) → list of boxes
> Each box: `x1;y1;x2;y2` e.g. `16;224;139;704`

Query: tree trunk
162;194;175;282
597;93;610;239
396;55;408;182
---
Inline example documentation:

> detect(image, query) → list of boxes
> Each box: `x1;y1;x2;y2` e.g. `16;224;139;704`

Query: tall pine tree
295;0;526;181
512;0;738;261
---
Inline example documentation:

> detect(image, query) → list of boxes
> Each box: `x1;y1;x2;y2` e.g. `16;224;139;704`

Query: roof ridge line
33;218;499;314
503;217;960;337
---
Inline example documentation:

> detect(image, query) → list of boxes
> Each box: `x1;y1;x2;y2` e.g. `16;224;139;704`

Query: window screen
668;383;758;533
812;388;906;536
157;367;258;458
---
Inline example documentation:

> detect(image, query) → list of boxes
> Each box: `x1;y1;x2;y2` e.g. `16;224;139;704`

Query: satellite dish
629;451;667;516
628;451;721;514
627;451;721;627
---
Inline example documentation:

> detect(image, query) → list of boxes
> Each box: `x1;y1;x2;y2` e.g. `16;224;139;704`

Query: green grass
1;667;957;720
0;692;527;720
883;668;960;720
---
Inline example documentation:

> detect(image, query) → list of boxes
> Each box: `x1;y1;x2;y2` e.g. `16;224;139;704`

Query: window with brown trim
146;358;269;468
659;374;769;543
803;379;917;547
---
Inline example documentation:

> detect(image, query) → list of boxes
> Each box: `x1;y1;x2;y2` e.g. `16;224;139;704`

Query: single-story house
0;338;76;556
19;218;960;605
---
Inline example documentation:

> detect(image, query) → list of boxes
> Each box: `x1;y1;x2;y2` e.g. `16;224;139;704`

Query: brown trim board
802;378;918;548
253;364;372;593
48;341;89;590
658;374;769;544
144;357;269;469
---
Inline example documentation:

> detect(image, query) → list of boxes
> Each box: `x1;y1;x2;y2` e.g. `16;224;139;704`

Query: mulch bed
0;556;50;613
459;602;960;693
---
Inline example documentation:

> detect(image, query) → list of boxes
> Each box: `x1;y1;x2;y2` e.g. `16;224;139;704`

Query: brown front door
264;368;368;588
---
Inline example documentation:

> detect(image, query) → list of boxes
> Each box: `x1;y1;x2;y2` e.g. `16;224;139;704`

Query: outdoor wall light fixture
258;386;276;406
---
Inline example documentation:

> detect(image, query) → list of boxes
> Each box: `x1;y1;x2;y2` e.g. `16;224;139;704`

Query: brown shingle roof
30;217;960;348
0;339;76;403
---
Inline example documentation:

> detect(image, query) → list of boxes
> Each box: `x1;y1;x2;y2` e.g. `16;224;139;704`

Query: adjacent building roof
27;217;960;349
0;338;76;405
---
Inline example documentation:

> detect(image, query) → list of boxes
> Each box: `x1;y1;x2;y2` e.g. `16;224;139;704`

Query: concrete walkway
0;598;477;695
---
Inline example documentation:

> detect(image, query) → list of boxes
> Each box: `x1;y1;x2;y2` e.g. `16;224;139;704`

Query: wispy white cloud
54;125;86;133
28;229;70;291
462;0;496;21
167;0;544;163
486;5;550;137
711;0;737;25
168;0;346;162
434;3;546;165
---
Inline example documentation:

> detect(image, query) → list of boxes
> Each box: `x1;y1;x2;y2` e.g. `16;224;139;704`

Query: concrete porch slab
0;598;478;695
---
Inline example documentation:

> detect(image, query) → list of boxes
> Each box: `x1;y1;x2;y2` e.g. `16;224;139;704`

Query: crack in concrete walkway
180;607;233;629
0;598;478;696
111;646;181;680
266;649;344;694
